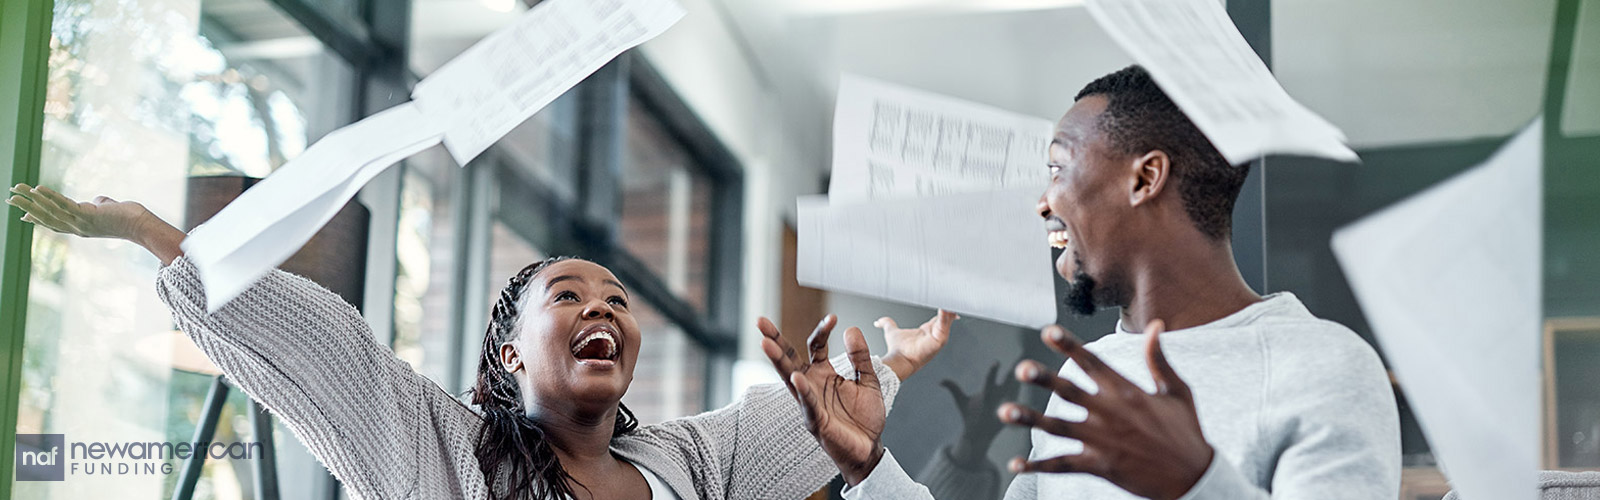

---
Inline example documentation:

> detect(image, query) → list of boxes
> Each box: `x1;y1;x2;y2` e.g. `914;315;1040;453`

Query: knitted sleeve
155;256;487;500
623;355;902;500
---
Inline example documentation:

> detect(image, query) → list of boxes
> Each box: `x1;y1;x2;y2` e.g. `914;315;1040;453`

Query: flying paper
1332;119;1542;500
412;0;685;166
798;189;1057;328
181;0;685;310
1086;0;1356;164
183;103;443;311
829;74;1053;202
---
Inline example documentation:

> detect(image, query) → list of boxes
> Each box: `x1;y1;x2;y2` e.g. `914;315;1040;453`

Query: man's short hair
1075;65;1249;240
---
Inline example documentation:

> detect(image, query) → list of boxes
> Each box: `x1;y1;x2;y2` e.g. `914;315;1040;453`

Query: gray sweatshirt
156;256;900;500
846;293;1400;500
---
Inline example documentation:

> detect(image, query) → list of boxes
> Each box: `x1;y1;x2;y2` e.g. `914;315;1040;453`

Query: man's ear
1129;150;1171;207
500;343;522;373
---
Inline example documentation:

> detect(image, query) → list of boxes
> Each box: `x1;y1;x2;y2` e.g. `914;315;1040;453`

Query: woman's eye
607;296;628;307
555;291;578;302
1049;164;1063;175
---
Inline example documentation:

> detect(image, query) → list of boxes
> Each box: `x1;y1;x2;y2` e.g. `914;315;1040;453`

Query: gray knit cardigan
156;256;900;500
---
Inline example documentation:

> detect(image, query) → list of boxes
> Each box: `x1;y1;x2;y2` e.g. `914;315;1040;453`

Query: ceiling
408;0;1593;163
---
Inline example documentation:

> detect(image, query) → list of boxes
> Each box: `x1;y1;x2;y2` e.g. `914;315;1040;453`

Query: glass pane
1561;0;1600;136
497;91;581;200
620;298;708;425
16;0;352;496
621;98;715;311
406;1;581;198
394;147;461;387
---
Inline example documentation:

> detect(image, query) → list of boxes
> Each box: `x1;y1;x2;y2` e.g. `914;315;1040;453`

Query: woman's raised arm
9;184;489;499
7;183;186;265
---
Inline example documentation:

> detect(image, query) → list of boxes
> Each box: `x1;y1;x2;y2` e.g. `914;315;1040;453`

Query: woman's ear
499;343;522;373
1129;150;1171;207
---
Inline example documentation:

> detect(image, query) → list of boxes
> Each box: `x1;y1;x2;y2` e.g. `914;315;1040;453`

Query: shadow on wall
824;272;1118;498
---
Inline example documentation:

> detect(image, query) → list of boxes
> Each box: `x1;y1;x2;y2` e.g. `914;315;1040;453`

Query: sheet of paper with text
798;189;1057;328
412;0;685;166
184;103;443;311
1333;119;1542;500
1086;0;1356;164
183;0;685;310
829;74;1053;202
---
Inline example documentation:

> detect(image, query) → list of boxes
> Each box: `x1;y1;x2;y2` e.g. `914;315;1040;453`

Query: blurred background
0;0;1595;498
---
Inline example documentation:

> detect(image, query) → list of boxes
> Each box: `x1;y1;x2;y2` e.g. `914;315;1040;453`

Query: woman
6;183;956;500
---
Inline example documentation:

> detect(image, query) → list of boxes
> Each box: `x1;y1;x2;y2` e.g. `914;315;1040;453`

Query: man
761;65;1400;499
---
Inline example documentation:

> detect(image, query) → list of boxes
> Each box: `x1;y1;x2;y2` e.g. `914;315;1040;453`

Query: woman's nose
583;302;614;320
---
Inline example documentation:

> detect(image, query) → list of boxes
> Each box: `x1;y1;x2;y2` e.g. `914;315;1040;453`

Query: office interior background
0;0;1595;498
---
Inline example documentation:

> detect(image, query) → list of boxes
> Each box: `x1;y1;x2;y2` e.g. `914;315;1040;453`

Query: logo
16;434;65;481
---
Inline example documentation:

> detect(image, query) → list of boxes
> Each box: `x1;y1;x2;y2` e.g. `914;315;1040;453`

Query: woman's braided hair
470;256;639;500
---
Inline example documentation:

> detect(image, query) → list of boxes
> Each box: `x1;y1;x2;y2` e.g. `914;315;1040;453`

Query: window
621;97;716;312
16;0;354;498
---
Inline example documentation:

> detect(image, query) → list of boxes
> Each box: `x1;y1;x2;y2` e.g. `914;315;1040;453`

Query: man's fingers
938;379;970;409
874;316;898;331
1041;325;1135;393
844;326;879;389
1007;451;1106;475
806;314;836;365
1143;319;1191;398
997;402;1089;440
1015;360;1096;407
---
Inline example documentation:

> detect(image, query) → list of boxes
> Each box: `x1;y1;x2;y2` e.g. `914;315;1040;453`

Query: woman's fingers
25;186;72;216
843;326;879;389
806;315;836;365
8;194;76;234
33;186;79;214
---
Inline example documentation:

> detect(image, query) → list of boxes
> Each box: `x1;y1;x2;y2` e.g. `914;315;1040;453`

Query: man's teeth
572;331;618;358
1048;230;1070;249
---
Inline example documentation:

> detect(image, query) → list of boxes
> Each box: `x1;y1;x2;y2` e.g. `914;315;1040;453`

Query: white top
639;462;681;500
845;293;1401;500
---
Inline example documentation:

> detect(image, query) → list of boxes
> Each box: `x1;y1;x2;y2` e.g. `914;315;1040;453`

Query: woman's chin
566;366;632;402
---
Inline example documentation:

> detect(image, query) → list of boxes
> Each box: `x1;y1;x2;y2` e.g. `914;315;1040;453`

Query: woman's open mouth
570;323;620;366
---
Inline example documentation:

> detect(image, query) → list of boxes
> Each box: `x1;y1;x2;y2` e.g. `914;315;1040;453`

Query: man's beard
1063;255;1121;317
1064;268;1099;316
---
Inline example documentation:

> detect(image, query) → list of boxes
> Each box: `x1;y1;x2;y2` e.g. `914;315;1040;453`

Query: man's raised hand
998;320;1213;500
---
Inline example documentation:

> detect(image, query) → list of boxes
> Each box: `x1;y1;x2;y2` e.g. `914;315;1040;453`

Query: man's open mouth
1045;218;1070;249
570;323;620;361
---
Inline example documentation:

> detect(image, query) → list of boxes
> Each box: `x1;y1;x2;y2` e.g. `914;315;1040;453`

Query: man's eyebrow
544;275;584;291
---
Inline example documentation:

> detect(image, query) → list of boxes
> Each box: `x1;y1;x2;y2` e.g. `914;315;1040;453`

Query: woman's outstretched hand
878;309;957;379
757;315;887;486
7;183;185;264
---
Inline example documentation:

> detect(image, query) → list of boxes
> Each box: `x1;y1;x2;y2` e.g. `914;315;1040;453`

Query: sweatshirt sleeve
628;354;901;499
842;445;1028;500
1256;325;1402;500
155;257;486;500
1173;323;1403;500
